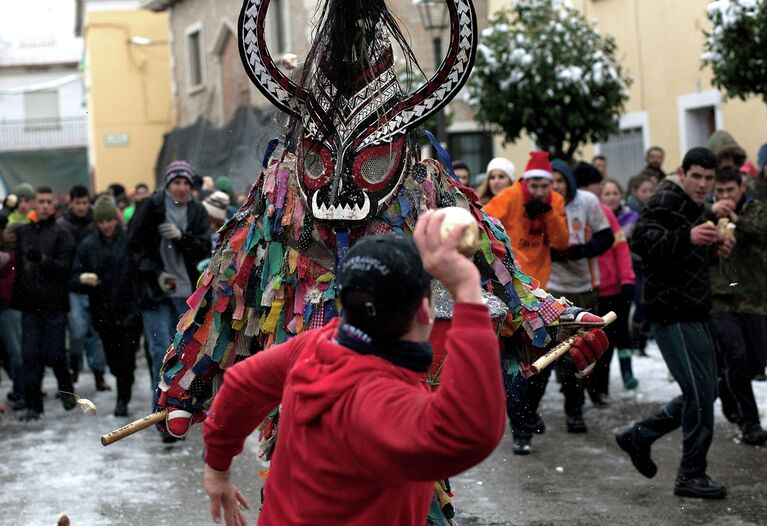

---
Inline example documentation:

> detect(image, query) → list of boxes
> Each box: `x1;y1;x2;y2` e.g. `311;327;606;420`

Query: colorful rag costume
156;0;589;522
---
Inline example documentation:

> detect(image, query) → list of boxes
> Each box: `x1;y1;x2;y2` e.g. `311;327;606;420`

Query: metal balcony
0;116;88;152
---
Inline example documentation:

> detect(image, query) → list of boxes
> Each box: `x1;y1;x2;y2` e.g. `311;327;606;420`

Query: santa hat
523;151;553;180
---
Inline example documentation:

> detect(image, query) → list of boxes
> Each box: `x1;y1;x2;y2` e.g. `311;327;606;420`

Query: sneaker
674;474;727;499
114;400;129;418
533;413;546;435
566;416;588;433
590;393;610;409
615;429;657;478
512;437;531;455
623;377;639;390
742;426;767;446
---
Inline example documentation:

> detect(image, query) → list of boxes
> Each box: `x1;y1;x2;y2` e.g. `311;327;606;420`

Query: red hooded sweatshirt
203;303;505;525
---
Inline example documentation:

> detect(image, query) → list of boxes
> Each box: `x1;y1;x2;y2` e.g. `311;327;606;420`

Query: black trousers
711;312;765;431
504;364;551;440
98;324;141;405
22;311;72;413
587;294;632;397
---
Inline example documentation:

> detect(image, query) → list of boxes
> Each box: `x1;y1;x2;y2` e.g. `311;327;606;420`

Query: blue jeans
0;307;22;397
68;292;106;374
631;321;717;477
142;297;188;398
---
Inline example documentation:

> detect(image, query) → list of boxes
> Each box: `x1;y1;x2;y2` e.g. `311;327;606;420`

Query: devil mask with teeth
239;0;477;225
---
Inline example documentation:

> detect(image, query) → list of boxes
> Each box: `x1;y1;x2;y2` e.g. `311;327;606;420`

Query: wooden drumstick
528;311;617;375
101;410;168;446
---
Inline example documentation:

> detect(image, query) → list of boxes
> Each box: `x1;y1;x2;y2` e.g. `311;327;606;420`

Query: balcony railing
0;116;87;152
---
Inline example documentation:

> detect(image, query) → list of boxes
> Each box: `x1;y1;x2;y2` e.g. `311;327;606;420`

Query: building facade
77;0;173;192
141;0;494;183
487;0;767;186
0;10;88;195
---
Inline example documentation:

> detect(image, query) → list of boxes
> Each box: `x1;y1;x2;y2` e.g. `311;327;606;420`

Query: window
447;131;494;186
23;90;60;130
596;111;649;186
187;26;205;89
677;91;722;155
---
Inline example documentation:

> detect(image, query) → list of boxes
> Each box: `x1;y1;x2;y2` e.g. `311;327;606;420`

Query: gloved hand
159;222;182;240
156;391;206;439
621;283;636;302
157;271;178;293
25;248;42;263
79;273;99;287
524;198;552;220
569;328;609;378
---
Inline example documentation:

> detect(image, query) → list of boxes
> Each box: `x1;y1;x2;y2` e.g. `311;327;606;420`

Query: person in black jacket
73;197;142;417
616;148;734;500
12;186;77;420
128;161;210;401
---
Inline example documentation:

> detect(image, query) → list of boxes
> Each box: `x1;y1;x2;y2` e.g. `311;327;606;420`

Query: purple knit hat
164;160;196;187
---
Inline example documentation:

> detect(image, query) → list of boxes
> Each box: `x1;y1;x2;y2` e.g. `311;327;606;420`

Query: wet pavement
1;346;765;526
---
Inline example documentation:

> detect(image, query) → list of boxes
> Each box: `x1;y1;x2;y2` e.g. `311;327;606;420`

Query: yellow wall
84;9;172;192
487;0;767;171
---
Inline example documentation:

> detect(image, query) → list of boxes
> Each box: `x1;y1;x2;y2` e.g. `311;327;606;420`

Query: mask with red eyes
239;0;477;224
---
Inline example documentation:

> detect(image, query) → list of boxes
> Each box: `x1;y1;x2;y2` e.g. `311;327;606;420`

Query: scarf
336;322;433;373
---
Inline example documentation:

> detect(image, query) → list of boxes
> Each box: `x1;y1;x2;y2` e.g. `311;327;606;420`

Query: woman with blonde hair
477;157;515;205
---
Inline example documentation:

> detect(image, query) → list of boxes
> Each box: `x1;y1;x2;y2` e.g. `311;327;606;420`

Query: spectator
12;186;77;420
477;157;514;205
548;161;614;428
202;191;230;243
616;147;731;500
214;176;239;218
0;214;22;410
452;160;472;187
708;166;767;445
72;197;142;417
202;218;505;525
640;146;666;183
601;180;639;239
128;160;210;410
122;183;150;224
706;130;746;170
626;174;655;214
592;155;607;178
746;142;767;201
7;183;35;228
483;152;568;288
58;185;109;392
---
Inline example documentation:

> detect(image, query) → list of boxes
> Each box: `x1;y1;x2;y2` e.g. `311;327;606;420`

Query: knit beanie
93;196;118;222
164;160;196;187
485;157;516;182
523;152;553;180
203;191;231;221
573;162;603;188
215;176;234;197
13;183;35;199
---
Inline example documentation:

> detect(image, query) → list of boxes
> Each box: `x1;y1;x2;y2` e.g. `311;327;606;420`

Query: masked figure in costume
154;0;607;523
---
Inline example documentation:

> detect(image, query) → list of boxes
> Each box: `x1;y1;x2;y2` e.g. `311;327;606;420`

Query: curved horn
358;0;477;148
239;0;306;117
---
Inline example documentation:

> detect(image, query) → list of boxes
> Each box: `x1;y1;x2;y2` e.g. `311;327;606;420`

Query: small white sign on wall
105;132;130;147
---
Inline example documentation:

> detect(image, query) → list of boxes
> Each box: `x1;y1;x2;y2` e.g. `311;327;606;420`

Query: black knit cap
573;161;603;188
338;234;431;317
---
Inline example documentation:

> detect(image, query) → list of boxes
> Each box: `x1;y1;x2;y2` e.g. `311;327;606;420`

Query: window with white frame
187;25;205;89
597;111;649;186
23;90;60;129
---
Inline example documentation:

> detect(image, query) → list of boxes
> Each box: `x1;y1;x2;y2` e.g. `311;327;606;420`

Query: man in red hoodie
202;211;506;525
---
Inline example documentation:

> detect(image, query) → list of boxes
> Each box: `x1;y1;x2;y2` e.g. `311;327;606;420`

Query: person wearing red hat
483;151;569;289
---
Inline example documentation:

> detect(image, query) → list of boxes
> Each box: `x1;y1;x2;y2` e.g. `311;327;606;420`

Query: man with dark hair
592;155;607;178
58;185;109;391
128;161;210;411
616;147;733;499
202;212;506;525
709;166;767;445
12;186;77;420
640;146;666;182
123;183;150;224
452;160;472;186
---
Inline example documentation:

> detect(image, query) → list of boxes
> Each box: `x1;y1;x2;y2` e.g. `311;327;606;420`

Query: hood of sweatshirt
551;159;576;203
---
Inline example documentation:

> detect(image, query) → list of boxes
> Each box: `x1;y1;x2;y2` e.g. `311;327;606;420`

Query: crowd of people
1;135;766;504
0;165;243;419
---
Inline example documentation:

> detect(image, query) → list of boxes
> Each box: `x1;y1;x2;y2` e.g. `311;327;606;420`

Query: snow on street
1;343;765;525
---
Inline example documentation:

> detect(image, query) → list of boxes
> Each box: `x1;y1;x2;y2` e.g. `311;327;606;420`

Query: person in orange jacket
483;151;569;289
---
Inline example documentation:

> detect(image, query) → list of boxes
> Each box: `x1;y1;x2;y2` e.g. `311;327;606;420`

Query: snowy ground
1;342;765;526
